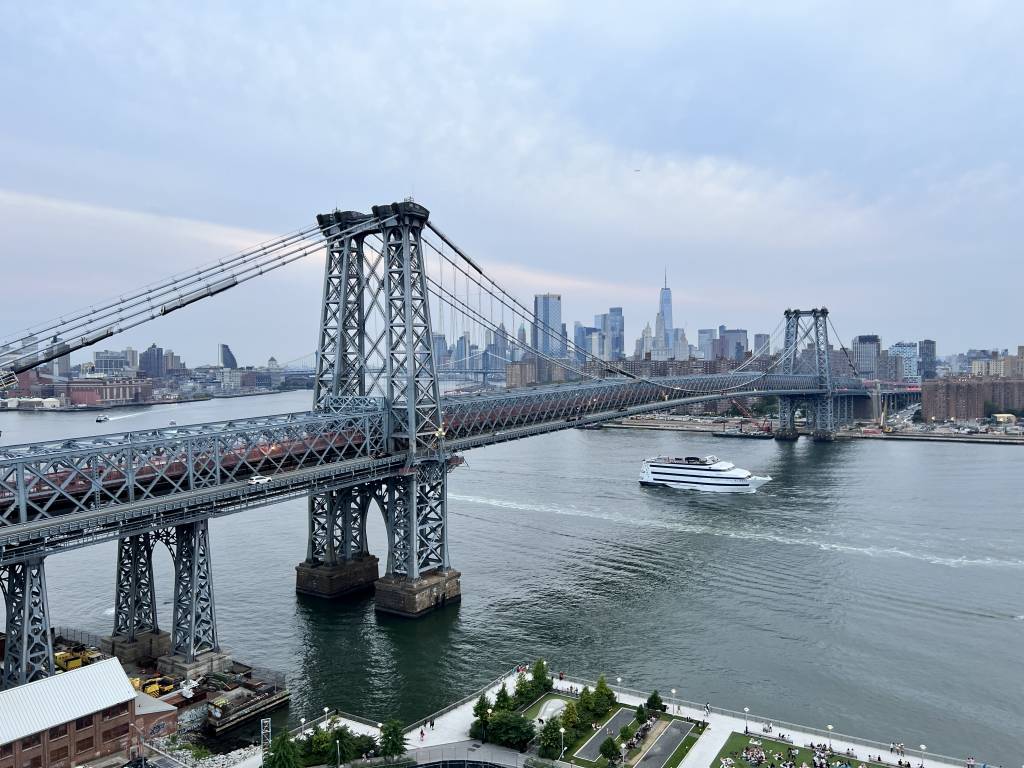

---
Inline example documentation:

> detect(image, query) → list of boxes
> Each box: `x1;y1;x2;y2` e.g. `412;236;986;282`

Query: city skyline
2;5;1023;362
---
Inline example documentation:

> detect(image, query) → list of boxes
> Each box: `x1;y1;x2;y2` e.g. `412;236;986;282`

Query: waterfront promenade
290;668;970;768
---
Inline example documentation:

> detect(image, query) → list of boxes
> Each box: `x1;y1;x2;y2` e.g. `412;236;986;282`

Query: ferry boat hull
639;455;770;493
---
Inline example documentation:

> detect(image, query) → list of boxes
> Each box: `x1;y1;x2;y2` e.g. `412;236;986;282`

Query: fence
53;625;105;648
552;674;965;767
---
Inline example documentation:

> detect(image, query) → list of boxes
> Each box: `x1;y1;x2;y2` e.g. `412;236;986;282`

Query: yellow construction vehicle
55;651;82;671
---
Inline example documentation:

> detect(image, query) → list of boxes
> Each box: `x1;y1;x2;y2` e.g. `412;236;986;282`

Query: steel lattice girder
170;520;218;661
0;408;386;528
375;203;443;454
2;558;54;688
113;533;158;639
314;213;373;407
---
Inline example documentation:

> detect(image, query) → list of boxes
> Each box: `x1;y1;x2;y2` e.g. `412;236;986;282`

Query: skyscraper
218;343;238;369
719;328;749;360
594;307;625;361
851;335;881;379
658;271;673;346
532;294;563;357
697;329;716;360
139;343;165;378
889;341;919;382
753;333;771;355
918;339;937;380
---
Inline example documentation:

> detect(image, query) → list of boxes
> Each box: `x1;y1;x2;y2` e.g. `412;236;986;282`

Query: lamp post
920;745;927;768
671;689;676;715
336;739;341;768
560;726;566;759
301;717;306;736
616;676;622;699
826;725;833;750
486;708;493;742
744;707;749;732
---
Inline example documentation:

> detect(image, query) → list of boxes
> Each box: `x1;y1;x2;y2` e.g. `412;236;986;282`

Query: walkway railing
404;667;519;733
553;674;965;768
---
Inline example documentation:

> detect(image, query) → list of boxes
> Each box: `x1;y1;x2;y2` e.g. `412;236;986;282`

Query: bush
485;710;536;752
265;734;301;768
469;719;487;741
599;737;620;763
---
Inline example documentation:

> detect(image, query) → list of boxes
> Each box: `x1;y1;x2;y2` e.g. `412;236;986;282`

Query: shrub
538;716;564;759
646;690;664;712
486;710;536;752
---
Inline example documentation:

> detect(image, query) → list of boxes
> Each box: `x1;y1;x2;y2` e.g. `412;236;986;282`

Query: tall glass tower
658;270;673;346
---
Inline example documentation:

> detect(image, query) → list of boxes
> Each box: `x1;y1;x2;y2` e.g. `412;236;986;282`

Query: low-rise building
0;658;177;768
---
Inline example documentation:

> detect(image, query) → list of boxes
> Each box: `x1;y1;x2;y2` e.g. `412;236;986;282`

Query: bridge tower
296;202;460;616
775;308;836;441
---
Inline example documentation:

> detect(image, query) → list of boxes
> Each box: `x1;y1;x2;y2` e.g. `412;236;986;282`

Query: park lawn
709;732;820;768
523;692;573;721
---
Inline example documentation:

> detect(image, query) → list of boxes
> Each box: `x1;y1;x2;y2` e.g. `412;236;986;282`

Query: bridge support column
296;487;379;599
157;520;228;676
1;558;54;689
811;395;836;442
101;533;171;663
375;463;461;618
775;396;799;440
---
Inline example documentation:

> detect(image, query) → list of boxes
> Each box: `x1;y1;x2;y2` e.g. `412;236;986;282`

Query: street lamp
616;676;622;698
920;745;927;768
826;725;833;750
301;717;306;735
743;707;749;731
336;739;341;768
559;726;566;758
671;689;676;714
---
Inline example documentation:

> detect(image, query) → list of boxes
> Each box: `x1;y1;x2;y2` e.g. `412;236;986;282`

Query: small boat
95;415;109;423
639;455;770;493
168;420;177;426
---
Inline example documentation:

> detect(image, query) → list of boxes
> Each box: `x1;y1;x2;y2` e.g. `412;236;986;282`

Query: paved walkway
410;669;524;749
635;720;694;768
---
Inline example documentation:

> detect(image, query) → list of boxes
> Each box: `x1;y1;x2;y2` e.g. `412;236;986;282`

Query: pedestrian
420;728;425;742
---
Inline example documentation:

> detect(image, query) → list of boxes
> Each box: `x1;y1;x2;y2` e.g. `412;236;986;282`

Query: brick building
922;377;1024;421
0;659;176;768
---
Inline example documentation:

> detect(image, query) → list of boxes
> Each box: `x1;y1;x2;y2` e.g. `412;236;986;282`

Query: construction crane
730;398;772;434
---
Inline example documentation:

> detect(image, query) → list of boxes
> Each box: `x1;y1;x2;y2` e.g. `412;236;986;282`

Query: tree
495;682;514;711
331;725;357;763
532;658;553;692
308;726;336;762
538;717;564;759
264;734;300;768
635;704;647;724
473;692;493;720
578;687;596;720
485;710;536;752
379;719;407;762
619;726;631;741
646;690;663;712
599;737;620;763
561;701;580;733
512;672;533;708
593;676;616;717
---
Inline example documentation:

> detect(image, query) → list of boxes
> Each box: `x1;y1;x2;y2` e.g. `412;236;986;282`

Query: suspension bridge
0;200;916;688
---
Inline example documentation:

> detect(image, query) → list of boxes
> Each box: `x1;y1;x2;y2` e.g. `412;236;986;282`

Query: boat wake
448;493;1024;570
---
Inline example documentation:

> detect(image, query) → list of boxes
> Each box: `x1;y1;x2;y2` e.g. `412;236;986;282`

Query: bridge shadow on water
290;588;464;723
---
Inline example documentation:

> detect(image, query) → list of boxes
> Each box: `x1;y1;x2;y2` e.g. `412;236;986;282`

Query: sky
1;1;1022;367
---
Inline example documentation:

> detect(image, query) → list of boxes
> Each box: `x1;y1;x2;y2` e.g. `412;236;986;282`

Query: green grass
709;732;821;768
523;692;573;720
662;732;701;768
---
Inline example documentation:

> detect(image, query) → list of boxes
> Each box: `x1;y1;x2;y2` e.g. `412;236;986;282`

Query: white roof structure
0;658;136;745
133;692;176;716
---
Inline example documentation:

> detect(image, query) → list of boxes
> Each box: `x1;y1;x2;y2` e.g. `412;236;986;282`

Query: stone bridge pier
295;460;461;617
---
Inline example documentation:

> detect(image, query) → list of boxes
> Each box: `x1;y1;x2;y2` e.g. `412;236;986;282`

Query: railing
53;625;105;648
405;666;518;733
289;705;385;737
552;674;966;768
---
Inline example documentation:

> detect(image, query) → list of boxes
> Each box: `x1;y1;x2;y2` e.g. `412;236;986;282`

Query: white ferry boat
639;455;770;493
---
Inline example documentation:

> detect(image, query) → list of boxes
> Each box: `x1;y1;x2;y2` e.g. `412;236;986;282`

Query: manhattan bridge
0;201;916;687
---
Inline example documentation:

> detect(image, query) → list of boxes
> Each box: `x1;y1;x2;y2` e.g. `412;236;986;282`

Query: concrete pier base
774;429;800;441
100;629;171;664
295;555;380;599
374;568;462;617
157;650;233;678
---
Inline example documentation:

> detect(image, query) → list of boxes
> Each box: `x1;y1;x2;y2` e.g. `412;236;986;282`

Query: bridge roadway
0;372;874;565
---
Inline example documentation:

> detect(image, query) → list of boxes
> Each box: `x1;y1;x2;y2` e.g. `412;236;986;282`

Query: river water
1;392;1021;761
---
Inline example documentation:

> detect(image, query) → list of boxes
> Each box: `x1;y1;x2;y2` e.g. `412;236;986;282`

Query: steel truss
1;558;53;688
774;308;836;440
0;408;385;529
113;532;158;640
169;520;218;661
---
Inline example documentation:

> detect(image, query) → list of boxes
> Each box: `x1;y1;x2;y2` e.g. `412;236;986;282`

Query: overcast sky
1;2;1021;367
